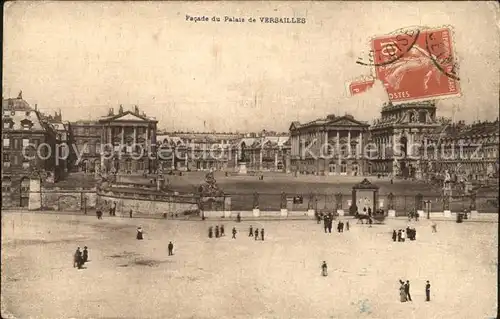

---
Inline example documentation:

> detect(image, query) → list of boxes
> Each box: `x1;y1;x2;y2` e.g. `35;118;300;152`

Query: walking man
82;246;89;263
254;228;259;240
220;225;225;237
73;247;82;268
236;213;241;223
321;261;328;276
405;280;412;301
261;228;265;241
168;241;174;256
249;225;254;237
425;281;431;301
431;222;437;233
215;225;220;238
129;209;133;218
232;227;237;239
346;220;350;231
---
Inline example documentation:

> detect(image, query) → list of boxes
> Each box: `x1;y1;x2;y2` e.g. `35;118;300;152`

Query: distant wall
37;188;97;211
98;191;199;216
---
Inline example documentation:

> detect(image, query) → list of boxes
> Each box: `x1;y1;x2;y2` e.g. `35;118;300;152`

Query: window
13;155;19;165
22;139;30;147
3;122;10;129
22;161;30;169
3;138;10;148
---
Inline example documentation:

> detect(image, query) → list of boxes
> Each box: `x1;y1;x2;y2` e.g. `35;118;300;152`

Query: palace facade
289;114;370;175
236;132;291;172
421;120;499;181
156;131;242;171
2;94;61;208
369;101;441;177
69;105;158;175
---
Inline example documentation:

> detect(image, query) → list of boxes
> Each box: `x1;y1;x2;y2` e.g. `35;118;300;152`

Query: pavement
2;209;498;223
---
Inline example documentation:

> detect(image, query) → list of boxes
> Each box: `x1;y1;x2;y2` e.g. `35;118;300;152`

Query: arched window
340;161;347;173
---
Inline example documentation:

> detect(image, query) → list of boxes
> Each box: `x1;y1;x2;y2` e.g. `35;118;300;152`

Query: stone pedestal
337;209;344;216
470;210;479;218
444;210;452;218
252;208;260;217
280;209;288;217
223;210;232;218
306;209;315;217
417;210;424;217
388;209;396;217
286;198;294;210
238;162;248;175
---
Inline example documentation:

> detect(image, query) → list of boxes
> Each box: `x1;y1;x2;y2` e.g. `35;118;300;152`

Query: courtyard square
2;212;497;319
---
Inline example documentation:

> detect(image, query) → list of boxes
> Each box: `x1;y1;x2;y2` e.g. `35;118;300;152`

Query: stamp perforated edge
344;74;376;97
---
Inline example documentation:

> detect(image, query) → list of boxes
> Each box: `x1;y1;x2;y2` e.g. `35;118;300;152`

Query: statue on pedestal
253;192;259;209
280;192;287;209
469;192;476;211
387;192;394;210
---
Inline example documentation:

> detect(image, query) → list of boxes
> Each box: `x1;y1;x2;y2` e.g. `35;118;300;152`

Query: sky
3;1;499;132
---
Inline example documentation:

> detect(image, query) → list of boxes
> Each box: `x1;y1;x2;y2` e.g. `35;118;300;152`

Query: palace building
69;105;158;175
420;119;499;181
369;101;441;177
289;114;370;175
156;131;242;171
2;94;60;208
235;131;291;172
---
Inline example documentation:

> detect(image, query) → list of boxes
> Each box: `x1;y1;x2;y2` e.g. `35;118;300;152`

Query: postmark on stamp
357;26;461;103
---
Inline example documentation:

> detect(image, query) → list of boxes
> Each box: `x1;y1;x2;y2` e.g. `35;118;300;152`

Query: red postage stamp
371;27;461;102
348;79;375;96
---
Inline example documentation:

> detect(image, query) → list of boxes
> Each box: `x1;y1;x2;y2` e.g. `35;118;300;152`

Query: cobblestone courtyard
2;213;497;319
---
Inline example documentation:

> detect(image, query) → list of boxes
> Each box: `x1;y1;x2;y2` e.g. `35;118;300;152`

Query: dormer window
3;118;14;129
20;119;33;130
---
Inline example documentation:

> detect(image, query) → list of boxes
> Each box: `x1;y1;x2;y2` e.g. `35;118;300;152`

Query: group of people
248;225;265;241
208;225;225;238
392;226;417;242
318;212;349;233
399;279;431;302
73;246;89;269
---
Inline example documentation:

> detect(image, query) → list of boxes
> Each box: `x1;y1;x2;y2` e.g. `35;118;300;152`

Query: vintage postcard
2;1;499;319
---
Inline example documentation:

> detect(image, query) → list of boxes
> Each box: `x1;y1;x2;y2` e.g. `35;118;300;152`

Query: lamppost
424;200;431;219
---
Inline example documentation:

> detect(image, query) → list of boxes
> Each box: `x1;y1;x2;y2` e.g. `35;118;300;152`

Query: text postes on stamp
372;26;461;103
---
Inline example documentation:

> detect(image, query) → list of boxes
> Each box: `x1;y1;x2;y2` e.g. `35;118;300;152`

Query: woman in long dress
399;282;407;302
136;227;144;240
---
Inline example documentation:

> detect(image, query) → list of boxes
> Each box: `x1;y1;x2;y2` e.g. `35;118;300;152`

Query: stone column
274;152;278;170
121;126;125;146
133;126;137;145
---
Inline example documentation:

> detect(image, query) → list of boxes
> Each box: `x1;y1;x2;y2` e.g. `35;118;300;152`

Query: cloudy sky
3;1;499;132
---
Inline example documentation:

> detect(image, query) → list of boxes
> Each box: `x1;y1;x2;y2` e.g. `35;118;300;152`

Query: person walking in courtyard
208;226;213;238
220;225;225;237
346;220;349;231
405;280;412;301
232;227;237;239
321;261;328;276
254;228;259;240
399;280;407;302
82;246;89;264
136;227;144;240
236;213;241;223
261;228;265;241
73;247;82;269
249;225;254;237
392;230;397;242
215;225;220;238
431;222;437;233
323;215;330;233
401;229;406;242
425;281;431;301
168;241;174;256
129;209;133;218
397;229;402;242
